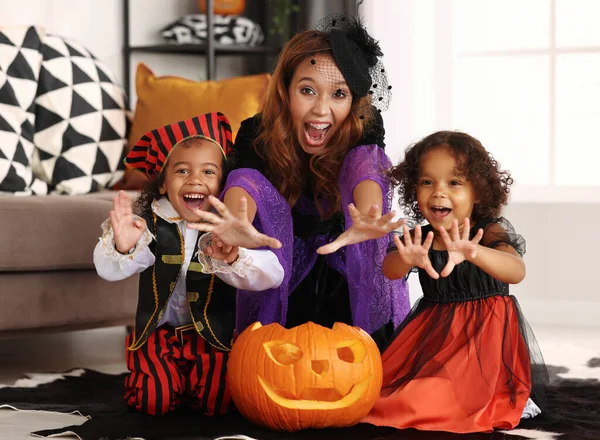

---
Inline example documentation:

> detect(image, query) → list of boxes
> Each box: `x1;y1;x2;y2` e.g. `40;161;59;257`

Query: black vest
127;211;236;352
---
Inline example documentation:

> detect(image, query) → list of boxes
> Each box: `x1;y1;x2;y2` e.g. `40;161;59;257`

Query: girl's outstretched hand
438;218;484;277
187;195;282;250
110;190;146;254
394;224;438;279
317;203;406;255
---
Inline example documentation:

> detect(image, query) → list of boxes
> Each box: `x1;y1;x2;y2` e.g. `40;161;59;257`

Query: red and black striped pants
125;325;231;416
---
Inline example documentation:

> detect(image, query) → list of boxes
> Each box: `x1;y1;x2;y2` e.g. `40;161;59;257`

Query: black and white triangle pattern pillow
32;34;127;195
0;26;48;195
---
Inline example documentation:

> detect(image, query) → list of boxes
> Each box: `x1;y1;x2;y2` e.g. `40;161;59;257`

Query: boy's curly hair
390;130;513;223
134;138;232;214
135;171;165;214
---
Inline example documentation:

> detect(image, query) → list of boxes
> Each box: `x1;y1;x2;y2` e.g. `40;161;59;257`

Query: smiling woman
193;14;409;349
288;53;353;155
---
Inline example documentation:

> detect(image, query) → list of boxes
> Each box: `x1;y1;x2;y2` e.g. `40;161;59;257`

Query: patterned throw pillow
161;15;264;46
32;35;128;195
0;26;48;195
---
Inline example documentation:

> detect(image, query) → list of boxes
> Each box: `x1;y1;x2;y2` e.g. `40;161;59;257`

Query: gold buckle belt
174;323;196;344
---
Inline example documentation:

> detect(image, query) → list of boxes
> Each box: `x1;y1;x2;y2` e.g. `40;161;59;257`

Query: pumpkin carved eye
336;340;367;363
264;340;303;365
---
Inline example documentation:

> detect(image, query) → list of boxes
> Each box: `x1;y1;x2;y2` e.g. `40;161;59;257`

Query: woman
190;15;409;349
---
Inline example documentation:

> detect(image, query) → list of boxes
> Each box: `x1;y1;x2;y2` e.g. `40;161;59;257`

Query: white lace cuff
98;217;154;261
196;232;252;276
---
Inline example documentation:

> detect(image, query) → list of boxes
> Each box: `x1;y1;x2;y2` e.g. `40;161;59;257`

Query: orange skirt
363;295;534;433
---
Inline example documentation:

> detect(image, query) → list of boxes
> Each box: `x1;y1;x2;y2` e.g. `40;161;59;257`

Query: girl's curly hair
134;139;232;214
390;131;513;223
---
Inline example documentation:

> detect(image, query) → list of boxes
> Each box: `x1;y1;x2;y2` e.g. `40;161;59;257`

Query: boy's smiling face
159;138;224;222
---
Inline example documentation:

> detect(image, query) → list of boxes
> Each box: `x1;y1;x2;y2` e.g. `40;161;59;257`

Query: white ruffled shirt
93;197;284;328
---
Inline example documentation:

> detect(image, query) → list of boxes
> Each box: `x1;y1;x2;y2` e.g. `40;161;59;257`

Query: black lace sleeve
481;217;526;256
358;106;386;149
228;114;266;173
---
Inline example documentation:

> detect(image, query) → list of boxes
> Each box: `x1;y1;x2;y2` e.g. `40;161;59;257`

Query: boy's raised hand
394;224;439;279
203;237;240;264
438;218;483;277
317;203;405;255
187;195;282;250
110;191;146;254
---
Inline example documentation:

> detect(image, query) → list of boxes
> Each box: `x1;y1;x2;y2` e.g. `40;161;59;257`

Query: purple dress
224;115;409;345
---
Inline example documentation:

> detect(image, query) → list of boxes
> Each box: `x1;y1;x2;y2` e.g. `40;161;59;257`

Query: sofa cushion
0;193;119;271
0;26;48;195
31;34;128;195
0;270;137;332
128;62;269;146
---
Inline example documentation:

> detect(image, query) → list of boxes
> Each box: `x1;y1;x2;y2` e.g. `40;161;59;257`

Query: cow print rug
0;361;598;440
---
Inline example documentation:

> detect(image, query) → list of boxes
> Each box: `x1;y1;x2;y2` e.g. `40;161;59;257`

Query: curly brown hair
390;131;513;223
134;138;231;213
255;30;374;219
135;171;165;214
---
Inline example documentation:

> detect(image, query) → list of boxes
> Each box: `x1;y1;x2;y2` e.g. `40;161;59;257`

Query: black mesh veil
311;14;392;113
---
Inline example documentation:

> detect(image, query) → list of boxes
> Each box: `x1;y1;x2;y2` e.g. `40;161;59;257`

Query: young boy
94;112;283;416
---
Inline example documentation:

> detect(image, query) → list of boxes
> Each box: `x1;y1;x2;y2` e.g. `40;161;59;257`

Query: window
367;0;600;202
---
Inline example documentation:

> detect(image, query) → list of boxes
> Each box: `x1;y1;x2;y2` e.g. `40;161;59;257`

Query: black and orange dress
363;217;547;433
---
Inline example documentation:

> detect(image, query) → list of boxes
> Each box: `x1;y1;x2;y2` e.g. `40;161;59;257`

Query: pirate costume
94;113;283;416
226;15;409;349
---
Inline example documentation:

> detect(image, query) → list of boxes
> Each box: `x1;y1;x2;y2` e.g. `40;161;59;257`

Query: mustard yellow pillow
128;62;270;148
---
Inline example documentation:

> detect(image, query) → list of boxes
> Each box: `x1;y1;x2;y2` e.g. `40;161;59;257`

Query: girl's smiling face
416;146;478;235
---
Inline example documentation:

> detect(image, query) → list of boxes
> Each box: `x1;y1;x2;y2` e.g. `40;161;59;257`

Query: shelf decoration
198;0;246;15
161;14;264;46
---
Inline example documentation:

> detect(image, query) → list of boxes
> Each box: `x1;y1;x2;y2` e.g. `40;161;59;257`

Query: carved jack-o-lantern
227;321;383;431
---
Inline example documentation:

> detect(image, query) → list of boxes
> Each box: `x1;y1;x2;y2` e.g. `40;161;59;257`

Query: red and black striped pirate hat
124;112;233;179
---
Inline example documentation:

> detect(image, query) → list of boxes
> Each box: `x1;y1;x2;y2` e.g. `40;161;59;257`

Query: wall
0;0;244;108
363;0;600;329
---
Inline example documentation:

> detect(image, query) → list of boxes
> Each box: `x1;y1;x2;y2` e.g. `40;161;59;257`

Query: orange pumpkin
197;0;246;15
227;321;383;431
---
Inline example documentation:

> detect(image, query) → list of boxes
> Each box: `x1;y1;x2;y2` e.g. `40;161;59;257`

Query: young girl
188;15;409;349
363;131;547;433
93;112;283;416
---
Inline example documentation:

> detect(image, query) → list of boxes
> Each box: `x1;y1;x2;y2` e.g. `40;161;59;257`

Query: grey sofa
0;192;138;336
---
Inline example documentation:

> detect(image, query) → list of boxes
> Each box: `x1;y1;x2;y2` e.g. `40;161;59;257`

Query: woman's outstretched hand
316;203;406;255
187;195;282;250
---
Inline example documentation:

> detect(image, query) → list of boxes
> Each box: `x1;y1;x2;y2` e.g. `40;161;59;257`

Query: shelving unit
122;0;298;98
126;44;283;55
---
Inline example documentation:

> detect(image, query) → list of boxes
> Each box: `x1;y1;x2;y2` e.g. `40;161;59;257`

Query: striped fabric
124;327;231;416
125;112;233;179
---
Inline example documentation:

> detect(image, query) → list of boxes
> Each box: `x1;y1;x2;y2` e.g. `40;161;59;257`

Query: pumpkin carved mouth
257;375;372;410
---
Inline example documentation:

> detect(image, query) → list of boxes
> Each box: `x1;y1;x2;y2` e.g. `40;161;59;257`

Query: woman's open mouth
303;122;331;146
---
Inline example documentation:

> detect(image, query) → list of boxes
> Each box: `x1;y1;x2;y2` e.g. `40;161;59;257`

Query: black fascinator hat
313;14;392;112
